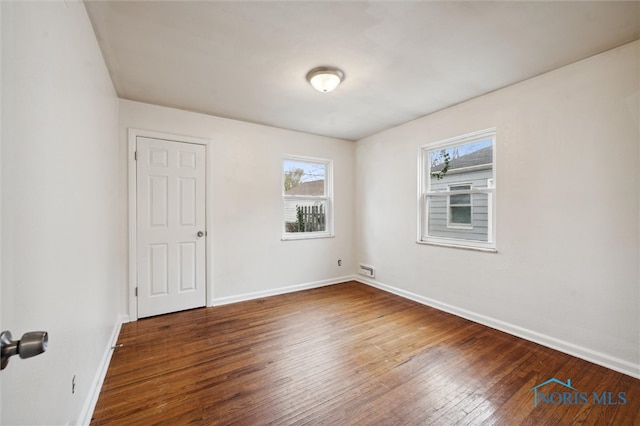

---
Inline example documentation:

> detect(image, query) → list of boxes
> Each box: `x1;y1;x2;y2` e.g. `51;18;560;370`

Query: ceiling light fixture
306;66;345;93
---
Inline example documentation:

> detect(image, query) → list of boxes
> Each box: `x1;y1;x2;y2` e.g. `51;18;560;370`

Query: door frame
128;128;212;321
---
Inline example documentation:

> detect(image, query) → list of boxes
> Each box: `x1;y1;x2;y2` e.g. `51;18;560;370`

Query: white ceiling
85;1;640;141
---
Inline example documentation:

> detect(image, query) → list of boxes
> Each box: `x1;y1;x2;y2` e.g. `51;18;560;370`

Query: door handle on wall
1;330;48;370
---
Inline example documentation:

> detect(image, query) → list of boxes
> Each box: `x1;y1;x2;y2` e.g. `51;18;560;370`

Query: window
418;129;496;251
282;155;333;240
448;184;472;228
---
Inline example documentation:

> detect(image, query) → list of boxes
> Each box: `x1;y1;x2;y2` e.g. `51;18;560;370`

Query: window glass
284;160;326;196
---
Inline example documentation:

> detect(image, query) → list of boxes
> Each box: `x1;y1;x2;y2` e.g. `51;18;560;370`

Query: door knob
197;231;204;238
1;330;48;370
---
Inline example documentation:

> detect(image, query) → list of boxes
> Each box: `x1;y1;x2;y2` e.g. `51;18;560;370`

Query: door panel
136;137;206;318
178;177;197;225
149;176;168;226
149;244;169;296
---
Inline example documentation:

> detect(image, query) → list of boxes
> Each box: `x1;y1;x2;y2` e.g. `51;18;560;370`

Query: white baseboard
77;314;128;426
354;276;640;379
210;275;354;306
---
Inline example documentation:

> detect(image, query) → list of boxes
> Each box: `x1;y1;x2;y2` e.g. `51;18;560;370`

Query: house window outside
419;129;496;251
448;184;472;228
282;156;333;240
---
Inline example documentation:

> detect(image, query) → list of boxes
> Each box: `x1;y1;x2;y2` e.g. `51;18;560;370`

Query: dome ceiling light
306;67;345;93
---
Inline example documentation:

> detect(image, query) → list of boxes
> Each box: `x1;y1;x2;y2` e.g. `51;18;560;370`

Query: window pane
450;206;471;224
450;193;470;205
284;199;327;233
284;159;326;196
428;138;493;188
426;193;490;241
450;184;471;191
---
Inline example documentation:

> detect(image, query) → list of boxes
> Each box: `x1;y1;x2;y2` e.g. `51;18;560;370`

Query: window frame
282;154;334;241
417;128;497;252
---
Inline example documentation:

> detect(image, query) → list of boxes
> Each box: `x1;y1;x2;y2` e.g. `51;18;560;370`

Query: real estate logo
529;378;627;408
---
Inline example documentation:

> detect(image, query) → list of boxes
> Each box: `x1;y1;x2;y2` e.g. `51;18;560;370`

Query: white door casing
135;136;206;318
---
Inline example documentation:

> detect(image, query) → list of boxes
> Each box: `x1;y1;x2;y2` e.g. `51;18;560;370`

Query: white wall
1;2;120;424
0;2;4;421
119;100;355;311
355;41;640;376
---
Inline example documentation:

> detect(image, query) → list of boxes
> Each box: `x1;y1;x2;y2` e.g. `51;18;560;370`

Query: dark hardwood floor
91;281;640;425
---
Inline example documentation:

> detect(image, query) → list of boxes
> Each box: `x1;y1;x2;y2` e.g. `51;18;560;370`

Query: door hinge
134;151;138;161
135;287;138;297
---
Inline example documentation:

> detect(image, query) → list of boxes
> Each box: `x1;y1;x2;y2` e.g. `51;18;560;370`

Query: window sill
416;240;497;253
446;225;473;230
282;233;334;241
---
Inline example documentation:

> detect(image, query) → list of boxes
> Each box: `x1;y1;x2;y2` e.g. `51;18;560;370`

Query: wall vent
358;264;375;278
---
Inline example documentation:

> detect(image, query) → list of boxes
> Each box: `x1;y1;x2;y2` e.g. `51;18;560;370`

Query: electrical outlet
72;375;76;394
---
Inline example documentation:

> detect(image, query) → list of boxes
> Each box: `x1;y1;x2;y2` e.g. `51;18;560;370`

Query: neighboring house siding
428;167;492;241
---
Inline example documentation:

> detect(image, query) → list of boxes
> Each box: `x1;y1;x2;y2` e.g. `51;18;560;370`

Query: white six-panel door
136;137;206;318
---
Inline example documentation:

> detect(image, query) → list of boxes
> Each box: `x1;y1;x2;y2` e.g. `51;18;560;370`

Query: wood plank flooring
91;281;640;425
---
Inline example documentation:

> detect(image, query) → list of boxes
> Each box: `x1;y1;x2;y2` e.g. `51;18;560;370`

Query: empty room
1;1;639;424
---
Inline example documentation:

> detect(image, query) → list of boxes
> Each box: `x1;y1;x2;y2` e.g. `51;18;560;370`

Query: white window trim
282;154;334;241
447;183;473;229
417;128;497;252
